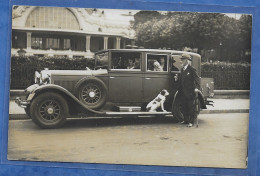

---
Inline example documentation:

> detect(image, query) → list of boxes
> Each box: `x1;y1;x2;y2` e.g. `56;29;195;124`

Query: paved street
8;113;249;168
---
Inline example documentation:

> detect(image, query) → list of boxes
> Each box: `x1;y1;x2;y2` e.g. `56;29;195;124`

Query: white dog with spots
146;89;169;112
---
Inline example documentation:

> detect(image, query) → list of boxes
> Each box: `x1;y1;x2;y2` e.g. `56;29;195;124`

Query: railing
10;65;72;89
10;65;251;90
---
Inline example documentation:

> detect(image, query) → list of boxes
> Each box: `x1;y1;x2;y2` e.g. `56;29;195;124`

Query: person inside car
127;58;135;69
153;61;163;71
133;58;140;69
159;56;167;71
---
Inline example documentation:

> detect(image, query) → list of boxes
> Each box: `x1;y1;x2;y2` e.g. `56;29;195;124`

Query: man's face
180;58;188;67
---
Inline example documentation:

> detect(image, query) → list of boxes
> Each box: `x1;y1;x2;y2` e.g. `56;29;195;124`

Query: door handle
110;77;115;79
145;78;151;80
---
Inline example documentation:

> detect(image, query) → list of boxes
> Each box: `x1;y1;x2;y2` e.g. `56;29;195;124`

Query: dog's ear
161;90;166;95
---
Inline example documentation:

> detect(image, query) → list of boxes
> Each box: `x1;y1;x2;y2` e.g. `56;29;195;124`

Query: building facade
12;6;134;58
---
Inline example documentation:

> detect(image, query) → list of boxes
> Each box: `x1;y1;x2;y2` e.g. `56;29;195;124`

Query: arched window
25;7;80;30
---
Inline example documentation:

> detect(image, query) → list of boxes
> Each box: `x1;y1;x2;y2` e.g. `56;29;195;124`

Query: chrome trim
15;97;30;108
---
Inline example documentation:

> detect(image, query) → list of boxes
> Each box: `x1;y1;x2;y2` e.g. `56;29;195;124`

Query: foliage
10;56;96;89
201;62;251;90
201;61;251;72
11;56;95;70
132;11;252;63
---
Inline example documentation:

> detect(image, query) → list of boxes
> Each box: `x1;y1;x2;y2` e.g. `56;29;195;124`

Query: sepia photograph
8;5;251;168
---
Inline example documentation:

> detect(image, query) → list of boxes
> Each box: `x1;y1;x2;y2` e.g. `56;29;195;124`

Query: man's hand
195;88;199;92
174;74;178;81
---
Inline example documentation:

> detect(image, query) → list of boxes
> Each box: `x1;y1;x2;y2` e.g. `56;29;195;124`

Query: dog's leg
161;100;167;112
149;104;157;112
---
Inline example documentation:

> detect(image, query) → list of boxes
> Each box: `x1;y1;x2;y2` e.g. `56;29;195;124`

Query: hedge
201;61;250;72
11;56;95;70
201;62;251;90
10;56;251;90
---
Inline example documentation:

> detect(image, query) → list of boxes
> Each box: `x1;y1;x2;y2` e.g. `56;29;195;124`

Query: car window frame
145;53;169;72
109;51;142;72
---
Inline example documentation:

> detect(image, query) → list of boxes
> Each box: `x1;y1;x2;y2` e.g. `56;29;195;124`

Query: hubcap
89;91;95;98
47;108;54;114
39;100;61;121
81;84;101;105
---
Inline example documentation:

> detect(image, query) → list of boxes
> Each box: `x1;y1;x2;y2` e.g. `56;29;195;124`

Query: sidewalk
8;99;250;120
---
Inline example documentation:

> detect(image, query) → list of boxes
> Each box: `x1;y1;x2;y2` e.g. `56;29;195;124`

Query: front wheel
30;92;69;128
25;107;31;118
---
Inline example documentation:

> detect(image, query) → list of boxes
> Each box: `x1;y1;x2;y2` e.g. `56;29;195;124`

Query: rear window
111;52;141;70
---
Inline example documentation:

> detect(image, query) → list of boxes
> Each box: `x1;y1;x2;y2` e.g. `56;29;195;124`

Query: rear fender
197;90;207;109
33;84;105;115
173;90;206;109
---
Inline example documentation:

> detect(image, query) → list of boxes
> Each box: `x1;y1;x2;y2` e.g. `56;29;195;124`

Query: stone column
122;40;126;49
131;40;135;47
26;32;32;49
86;35;91;52
116;37;121;49
104;36;108;50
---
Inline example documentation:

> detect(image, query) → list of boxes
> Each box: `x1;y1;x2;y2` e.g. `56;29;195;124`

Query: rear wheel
30;92;68;128
195;97;201;115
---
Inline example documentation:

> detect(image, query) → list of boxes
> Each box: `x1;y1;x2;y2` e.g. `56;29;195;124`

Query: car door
108;51;143;103
143;53;172;102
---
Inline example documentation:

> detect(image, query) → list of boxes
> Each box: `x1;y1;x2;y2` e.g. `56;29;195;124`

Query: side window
111;52;141;70
171;55;181;72
171;54;194;72
147;54;168;72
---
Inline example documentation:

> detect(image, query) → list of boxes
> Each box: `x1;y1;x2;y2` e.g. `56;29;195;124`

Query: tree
131;11;252;62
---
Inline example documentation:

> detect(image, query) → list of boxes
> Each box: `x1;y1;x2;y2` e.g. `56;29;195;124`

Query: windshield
94;51;108;69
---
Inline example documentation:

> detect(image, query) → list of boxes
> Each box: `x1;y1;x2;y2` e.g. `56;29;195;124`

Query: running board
105;111;172;115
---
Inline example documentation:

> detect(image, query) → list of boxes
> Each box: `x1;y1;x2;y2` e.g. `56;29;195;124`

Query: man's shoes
187;123;193;127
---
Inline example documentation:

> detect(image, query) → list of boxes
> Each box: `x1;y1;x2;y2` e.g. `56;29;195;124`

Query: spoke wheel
39;100;61;122
81;83;102;105
77;81;107;110
30;92;68;128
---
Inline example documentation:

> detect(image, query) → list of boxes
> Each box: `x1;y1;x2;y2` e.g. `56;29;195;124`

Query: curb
213;90;249;99
200;109;249;114
9;114;30;120
9;109;250;120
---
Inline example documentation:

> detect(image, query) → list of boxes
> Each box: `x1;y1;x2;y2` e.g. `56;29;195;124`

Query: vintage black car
15;49;214;128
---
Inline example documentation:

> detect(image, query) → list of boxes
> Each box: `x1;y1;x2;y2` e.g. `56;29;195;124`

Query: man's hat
180;53;192;61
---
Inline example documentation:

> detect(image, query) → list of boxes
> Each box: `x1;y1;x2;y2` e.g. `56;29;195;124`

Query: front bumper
15;84;39;108
15;97;30;108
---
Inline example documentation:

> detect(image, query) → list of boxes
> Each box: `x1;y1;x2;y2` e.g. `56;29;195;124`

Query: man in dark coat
174;53;200;127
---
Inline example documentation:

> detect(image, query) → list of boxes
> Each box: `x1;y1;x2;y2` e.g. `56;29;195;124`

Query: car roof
95;49;201;58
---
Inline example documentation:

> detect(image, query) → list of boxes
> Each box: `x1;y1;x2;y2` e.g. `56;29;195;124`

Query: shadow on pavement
61;116;206;129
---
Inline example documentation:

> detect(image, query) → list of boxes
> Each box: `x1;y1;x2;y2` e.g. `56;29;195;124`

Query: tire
77;79;107;110
171;101;183;122
172;97;201;122
30;92;69;128
24;94;31;118
195;97;201;115
25;107;31;118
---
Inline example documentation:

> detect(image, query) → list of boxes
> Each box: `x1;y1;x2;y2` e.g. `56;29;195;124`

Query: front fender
33;84;105;115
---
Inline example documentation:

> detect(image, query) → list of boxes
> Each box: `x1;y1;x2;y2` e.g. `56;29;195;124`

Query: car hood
42;69;108;76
